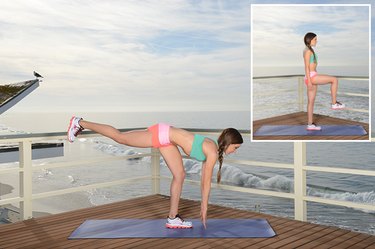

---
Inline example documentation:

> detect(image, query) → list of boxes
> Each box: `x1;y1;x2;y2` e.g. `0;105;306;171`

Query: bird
33;71;43;78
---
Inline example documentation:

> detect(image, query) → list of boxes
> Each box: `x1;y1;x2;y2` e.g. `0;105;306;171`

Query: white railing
253;75;369;114
0;130;374;222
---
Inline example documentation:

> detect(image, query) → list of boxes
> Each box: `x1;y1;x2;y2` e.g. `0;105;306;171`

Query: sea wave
91;140;375;213
311;190;375;213
87;188;111;206
160;155;375;211
0;123;28;135
92;139;142;160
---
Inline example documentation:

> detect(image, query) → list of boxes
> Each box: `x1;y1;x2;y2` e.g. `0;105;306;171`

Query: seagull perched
33;71;43;78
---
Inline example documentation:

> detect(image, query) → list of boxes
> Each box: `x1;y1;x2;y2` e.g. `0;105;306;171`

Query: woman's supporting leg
307;85;318;124
158;145;185;218
311;74;338;104
79;120;153;147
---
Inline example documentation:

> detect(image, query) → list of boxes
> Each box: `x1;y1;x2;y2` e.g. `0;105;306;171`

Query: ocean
253;65;371;123
0;111;374;235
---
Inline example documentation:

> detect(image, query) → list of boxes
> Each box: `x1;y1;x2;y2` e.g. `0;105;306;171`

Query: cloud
252;5;370;67
0;0;250;112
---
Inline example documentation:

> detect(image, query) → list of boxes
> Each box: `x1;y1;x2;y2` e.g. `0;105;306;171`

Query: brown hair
216;128;243;183
304;32;317;63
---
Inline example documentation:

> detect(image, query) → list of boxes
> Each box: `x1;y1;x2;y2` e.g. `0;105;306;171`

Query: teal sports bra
309;53;317;64
190;134;206;162
189;135;219;162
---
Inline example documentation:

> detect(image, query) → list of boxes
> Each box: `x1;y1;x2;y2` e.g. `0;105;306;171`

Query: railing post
19;140;33;220
294;141;307;221
298;77;304;112
151;148;160;194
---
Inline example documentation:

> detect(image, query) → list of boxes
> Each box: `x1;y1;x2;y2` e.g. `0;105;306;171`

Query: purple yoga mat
254;125;367;136
68;219;276;238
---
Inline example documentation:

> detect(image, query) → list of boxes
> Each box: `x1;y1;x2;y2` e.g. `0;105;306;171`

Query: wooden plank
246;220;315;248
295;227;351;248
277;226;341;248
329;233;372;249
217;218;293;249
359;236;375;248
0;194;162;233
0;195;373;249
0;195;163;242
0;195;165;248
313;231;368;249
264;223;327;248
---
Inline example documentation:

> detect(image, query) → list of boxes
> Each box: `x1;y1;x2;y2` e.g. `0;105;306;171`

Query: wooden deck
0;195;374;248
252;112;369;141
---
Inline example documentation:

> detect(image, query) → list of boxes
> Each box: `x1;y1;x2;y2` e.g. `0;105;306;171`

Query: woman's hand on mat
201;204;207;228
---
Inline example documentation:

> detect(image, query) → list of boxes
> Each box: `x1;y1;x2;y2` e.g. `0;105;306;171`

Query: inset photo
251;4;371;141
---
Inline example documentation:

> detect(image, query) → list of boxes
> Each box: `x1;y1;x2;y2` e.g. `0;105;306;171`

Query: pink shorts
148;123;172;148
304;71;317;85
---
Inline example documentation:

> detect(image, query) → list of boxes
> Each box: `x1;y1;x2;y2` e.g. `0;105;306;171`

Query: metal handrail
0;130;374;223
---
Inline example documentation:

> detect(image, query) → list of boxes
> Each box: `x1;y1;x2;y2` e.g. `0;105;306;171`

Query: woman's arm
200;152;217;228
200;140;218;228
304;50;312;87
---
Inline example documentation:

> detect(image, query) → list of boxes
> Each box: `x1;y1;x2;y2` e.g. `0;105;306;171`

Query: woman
303;32;345;131
67;116;243;228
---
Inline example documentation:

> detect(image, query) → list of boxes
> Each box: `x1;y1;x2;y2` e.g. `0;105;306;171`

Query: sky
0;0;250;112
252;4;370;68
0;0;373;114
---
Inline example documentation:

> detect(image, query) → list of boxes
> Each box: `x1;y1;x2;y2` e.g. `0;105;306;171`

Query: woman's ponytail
304;32;317;63
216;128;243;183
217;143;225;183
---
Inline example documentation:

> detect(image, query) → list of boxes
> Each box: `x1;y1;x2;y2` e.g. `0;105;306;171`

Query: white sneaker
67;116;84;143
165;214;193;229
331;101;345;110
306;123;322;131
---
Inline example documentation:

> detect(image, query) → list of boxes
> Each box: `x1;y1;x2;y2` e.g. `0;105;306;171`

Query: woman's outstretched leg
68;116;153;147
